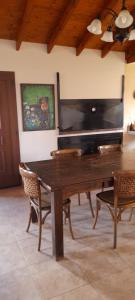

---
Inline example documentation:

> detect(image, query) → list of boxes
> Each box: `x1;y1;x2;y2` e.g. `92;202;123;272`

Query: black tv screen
59;99;123;133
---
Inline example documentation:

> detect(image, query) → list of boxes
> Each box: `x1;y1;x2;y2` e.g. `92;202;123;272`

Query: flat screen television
58;99;123;133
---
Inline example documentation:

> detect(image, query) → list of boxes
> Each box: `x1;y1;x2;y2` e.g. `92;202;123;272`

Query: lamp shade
115;9;133;28
101;30;114;42
87;18;102;35
129;28;135;41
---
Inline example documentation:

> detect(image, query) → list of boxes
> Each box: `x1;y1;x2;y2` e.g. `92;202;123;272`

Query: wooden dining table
26;150;135;260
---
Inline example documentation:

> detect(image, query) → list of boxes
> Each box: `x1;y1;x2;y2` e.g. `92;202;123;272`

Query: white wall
0;40;125;161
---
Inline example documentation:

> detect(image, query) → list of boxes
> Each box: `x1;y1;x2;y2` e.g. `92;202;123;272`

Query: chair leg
93;200;100;229
64;213;67;224
129;208;134;222
117;208;126;222
67;204;74;239
87;192;95;218
63;207;68;224
38;210;42;251
42;210;51;224
102;182;104;192
26;205;32;232
78;193;81;206
114;210;118;249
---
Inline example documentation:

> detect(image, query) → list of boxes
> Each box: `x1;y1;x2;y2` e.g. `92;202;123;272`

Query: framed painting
21;83;55;131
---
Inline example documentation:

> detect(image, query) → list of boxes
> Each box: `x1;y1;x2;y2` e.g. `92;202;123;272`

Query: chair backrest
50;148;82;159
113;170;135;203
19;163;41;199
98;144;121;155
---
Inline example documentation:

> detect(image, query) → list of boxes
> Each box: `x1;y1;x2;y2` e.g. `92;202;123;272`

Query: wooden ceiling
1;0;135;63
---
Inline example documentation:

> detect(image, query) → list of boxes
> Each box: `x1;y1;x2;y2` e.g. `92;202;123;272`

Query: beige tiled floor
1;186;135;299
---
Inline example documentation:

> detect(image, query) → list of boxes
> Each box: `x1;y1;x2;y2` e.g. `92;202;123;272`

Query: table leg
51;190;64;260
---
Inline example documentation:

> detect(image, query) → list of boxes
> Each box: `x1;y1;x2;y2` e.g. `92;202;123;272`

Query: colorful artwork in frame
21;84;55;131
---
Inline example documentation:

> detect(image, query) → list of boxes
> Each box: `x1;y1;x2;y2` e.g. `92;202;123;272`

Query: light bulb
115;9;133;28
129;28;135;41
121;15;127;24
101;27;114;42
92;25;97;33
87;18;102;35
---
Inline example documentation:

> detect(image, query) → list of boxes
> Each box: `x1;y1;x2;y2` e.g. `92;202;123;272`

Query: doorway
0;71;20;188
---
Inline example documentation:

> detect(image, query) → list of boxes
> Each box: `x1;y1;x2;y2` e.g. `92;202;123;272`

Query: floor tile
51;284;108;300
1;187;135;300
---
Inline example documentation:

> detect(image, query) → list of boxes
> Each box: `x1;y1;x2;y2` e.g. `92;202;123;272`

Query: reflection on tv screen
59;99;123;132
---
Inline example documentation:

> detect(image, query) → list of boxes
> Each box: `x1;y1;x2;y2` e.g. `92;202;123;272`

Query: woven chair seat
31;193;71;210
97;190;135;207
32;198;51;210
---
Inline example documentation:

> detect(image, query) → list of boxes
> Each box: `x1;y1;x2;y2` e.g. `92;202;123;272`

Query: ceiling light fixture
87;0;135;43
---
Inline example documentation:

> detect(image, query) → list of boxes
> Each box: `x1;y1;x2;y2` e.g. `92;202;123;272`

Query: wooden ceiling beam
125;42;135;63
16;0;33;51
76;31;91;56
127;54;135;63
101;42;116;58
76;0;118;56
47;0;80;54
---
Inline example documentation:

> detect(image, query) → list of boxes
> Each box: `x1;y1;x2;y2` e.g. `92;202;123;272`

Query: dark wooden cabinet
0;71;20;188
58;132;123;155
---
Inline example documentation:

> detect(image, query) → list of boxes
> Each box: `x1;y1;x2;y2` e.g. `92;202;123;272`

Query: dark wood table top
26;150;135;260
26;151;135;192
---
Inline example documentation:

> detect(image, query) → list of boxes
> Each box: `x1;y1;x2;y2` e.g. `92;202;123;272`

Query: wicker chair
98;144;121;155
93;170;135;248
50;148;94;217
19;163;74;251
50;148;82;159
98;144;122;191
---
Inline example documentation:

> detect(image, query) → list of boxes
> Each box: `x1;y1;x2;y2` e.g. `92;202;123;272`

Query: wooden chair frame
93;170;135;248
98;144;121;155
19;163;74;251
